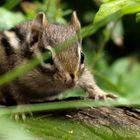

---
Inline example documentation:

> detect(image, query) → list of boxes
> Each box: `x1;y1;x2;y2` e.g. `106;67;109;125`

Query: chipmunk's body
0;12;116;119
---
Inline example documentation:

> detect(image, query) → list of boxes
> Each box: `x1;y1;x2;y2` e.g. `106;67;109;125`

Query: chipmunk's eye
42;48;53;64
80;52;85;64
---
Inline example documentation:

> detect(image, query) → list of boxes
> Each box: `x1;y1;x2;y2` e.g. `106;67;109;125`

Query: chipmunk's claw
105;92;118;100
11;106;33;122
89;92;118;100
11;112;33;122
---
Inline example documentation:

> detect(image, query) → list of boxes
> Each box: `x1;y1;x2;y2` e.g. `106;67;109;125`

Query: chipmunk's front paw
89;91;117;100
11;106;33;122
11;112;33;122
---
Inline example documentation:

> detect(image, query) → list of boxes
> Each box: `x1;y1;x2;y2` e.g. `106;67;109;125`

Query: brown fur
0;12;116;110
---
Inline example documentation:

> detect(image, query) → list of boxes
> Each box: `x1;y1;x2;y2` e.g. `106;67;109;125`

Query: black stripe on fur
9;27;25;42
1;36;14;55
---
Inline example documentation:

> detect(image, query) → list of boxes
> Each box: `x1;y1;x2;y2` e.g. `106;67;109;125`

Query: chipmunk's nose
70;73;75;80
66;73;75;88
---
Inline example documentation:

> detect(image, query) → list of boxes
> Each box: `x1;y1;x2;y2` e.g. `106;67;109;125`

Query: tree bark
60;107;140;140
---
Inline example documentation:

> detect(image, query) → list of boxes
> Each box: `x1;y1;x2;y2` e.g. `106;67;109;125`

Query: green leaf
3;0;21;10
111;57;140;97
24;118;101;140
81;0;140;38
0;8;25;30
101;0;116;3
94;0;140;24
136;12;140;22
0;118;34;140
111;20;124;46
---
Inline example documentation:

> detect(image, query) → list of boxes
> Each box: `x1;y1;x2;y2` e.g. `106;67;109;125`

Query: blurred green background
0;0;140;139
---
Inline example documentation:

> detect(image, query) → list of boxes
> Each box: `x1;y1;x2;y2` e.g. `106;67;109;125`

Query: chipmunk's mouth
65;79;76;88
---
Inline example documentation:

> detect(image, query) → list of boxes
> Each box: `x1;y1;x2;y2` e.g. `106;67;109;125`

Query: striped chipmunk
0;11;117;120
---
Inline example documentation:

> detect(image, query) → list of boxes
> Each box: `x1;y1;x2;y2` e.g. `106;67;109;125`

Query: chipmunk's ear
28;12;48;47
31;12;48;32
71;11;81;32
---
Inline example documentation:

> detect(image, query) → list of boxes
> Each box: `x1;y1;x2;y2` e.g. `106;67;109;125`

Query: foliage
0;0;140;140
0;7;24;30
136;12;140;22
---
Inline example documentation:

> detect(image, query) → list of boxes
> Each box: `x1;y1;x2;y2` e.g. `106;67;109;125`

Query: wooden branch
52;107;140;140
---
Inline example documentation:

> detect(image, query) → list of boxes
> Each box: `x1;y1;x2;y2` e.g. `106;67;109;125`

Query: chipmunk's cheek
53;72;64;82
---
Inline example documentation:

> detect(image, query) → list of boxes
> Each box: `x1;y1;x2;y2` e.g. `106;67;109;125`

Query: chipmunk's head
28;12;85;88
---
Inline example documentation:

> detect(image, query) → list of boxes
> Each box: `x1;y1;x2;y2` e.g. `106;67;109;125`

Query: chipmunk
0;11;117;120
